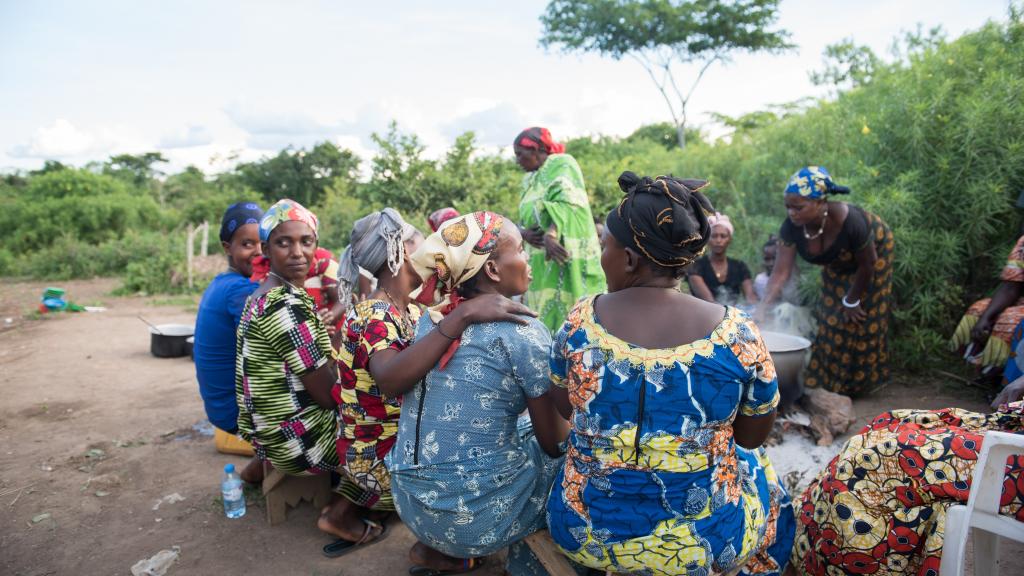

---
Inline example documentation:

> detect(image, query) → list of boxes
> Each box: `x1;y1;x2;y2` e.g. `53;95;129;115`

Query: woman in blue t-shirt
194;202;263;475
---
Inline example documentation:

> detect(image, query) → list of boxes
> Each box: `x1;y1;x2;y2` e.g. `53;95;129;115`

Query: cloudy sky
0;0;1012;173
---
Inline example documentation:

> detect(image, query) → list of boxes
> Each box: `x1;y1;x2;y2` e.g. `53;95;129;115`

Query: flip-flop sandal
408;557;486;576
322;518;388;558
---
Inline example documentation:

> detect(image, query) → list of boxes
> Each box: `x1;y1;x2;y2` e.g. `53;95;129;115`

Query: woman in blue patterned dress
546;172;795;576
386;211;570;576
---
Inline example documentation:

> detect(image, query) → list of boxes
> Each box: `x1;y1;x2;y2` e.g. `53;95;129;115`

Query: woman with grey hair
321;208;534;559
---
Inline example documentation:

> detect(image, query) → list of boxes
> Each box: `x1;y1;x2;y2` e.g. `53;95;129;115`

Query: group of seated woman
194;160;1024;576
195;166;799;575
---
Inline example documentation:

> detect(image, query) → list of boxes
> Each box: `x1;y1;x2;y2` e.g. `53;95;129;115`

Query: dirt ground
0;278;1020;576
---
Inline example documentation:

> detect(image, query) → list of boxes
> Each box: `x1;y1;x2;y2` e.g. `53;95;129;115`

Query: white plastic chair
940;430;1024;576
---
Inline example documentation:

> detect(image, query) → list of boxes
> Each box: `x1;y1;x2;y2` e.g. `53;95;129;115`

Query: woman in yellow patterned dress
757;166;894;397
546;172;794;576
949;234;1024;377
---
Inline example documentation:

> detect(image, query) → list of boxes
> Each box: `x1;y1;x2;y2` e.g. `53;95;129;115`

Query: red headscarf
514;127;565;154
427;207;461;232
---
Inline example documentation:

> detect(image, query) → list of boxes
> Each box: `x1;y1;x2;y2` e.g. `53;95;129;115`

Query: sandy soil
0;278;1020;575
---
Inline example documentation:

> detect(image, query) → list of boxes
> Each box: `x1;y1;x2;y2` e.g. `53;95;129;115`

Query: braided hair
606;171;715;279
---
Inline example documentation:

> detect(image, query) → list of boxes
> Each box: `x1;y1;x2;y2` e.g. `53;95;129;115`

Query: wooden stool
523;529;577;576
261;463;332;525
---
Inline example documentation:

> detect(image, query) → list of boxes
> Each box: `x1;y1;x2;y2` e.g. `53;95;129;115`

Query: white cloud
8;118;109;158
158;125;214;149
442;102;529;147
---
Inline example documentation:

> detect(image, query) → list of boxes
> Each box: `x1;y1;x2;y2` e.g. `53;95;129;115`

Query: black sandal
408;556;486;576
322;518;388;558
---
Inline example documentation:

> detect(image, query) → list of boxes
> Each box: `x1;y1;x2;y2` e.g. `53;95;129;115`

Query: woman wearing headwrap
323;209;538;560
545;172;795;576
387;212;571;576
427;207;460;232
235;199;348;539
250;247;345;332
687;211;758;305
514;127;605;333
756;166;894;397
194;202;263;462
320;208;424;555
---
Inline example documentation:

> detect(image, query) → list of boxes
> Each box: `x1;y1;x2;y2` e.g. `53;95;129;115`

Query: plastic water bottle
221;463;246;519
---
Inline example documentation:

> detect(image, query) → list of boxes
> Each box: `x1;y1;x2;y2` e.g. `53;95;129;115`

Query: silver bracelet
842;295;861;308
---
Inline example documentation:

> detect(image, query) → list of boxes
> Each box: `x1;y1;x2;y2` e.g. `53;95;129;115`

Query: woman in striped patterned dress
235;200;358;541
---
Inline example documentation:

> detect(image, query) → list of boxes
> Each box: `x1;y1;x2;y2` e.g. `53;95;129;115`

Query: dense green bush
655;16;1024;368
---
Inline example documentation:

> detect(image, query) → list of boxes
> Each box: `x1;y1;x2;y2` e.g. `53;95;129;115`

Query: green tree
360;122;439;216
233;141;360;207
539;0;792;148
104;152;168;187
809;38;881;90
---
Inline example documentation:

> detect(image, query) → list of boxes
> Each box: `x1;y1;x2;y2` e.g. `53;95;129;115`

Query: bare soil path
0;278;1019;575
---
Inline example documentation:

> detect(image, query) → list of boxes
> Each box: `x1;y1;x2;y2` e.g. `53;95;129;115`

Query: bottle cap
224;463;235;473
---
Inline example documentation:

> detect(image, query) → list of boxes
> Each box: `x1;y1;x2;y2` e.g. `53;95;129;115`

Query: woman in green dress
514;127;605;333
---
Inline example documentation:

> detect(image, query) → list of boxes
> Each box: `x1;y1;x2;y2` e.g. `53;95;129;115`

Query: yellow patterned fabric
335;298;420;509
950;235;1024;370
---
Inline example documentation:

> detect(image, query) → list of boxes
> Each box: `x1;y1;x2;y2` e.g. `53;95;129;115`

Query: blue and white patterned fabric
387;315;564;575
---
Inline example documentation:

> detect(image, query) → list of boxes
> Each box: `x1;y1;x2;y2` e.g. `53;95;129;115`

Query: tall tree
540;0;792;148
104;152;168;187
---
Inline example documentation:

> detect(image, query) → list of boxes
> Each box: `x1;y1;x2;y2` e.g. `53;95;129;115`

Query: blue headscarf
784;166;850;198
219;202;264;243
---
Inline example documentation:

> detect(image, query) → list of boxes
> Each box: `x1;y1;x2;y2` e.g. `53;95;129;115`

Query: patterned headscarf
259;199;319;242
411;211;505;368
219;202;263;243
337;208;417;306
784;166;851;199
707;212;734;236
428;207;460;232
514;127;566;154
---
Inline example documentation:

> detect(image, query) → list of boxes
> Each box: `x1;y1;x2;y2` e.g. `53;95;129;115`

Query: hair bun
617;171;641;193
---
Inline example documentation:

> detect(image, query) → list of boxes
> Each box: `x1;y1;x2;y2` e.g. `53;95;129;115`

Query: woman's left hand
543;234;570;264
842;304;867;325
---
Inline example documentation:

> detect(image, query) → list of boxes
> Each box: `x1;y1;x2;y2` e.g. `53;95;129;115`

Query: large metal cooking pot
760;330;812;412
149;324;194;358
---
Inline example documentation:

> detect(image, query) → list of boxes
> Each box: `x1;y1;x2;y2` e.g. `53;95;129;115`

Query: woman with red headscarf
514;127;605;333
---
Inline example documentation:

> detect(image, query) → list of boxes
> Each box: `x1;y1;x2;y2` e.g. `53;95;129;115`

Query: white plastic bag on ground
130;546;180;576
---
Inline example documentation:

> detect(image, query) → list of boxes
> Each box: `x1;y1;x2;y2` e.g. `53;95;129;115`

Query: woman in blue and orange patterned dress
546;172;795;576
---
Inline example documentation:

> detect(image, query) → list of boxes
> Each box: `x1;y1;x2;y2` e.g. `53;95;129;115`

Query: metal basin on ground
149;324;194;358
760;330;812;412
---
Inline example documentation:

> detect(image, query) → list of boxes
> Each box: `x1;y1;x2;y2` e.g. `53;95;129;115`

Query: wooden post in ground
186;227;194;290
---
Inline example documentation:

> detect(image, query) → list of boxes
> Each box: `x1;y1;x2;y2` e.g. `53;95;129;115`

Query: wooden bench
261;463;332;525
523;530;578;576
